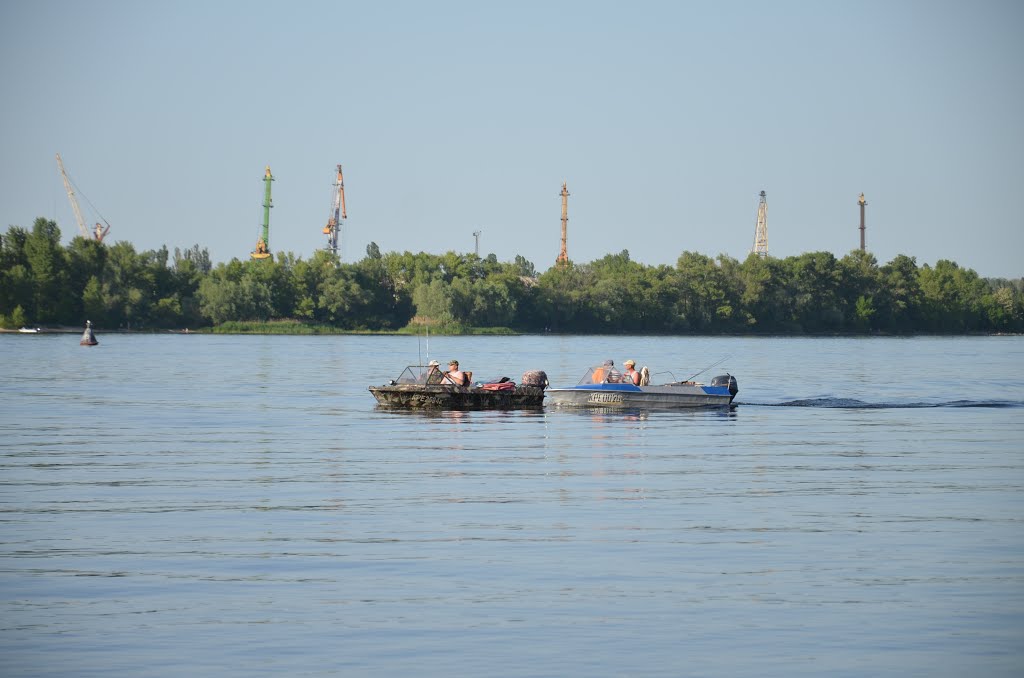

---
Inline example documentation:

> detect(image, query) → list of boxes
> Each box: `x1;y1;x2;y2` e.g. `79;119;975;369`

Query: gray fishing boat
546;363;738;409
369;365;548;410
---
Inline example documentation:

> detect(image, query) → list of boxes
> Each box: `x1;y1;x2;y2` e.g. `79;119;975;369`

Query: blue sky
1;0;1021;277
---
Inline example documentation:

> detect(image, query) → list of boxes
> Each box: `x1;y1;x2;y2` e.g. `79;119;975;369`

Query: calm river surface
1;334;1022;677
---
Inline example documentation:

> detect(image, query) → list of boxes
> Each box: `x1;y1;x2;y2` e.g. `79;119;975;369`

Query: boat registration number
588;392;624;404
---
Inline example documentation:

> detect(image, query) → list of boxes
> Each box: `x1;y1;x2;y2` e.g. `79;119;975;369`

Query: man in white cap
421;359;442;384
622;359;641;385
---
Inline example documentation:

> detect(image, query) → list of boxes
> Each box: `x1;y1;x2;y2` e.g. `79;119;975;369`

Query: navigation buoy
80;320;98;346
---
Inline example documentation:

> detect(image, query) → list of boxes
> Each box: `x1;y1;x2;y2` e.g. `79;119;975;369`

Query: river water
1;334;1022;677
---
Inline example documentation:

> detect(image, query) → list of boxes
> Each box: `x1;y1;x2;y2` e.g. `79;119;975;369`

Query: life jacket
480;382;516;391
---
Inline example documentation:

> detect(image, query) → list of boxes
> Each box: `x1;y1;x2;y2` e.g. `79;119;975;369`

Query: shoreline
2;327;1020;338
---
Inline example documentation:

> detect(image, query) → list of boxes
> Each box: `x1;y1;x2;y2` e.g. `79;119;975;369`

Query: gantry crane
251;166;274;260
56;153;111;242
322;164;347;256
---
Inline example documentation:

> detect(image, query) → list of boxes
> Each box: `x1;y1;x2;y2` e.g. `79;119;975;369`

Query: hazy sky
1;0;1021;277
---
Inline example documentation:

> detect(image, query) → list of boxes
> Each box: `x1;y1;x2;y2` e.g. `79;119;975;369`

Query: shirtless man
443;360;469;386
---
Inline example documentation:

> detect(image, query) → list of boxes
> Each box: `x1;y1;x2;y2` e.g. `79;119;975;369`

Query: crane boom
323;164;346;256
56;153;88;238
338;165;347;221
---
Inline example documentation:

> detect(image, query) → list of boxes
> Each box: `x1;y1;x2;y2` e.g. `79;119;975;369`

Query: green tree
354;250;413;329
535;261;598;332
837;250;881;330
789;251;843;332
918;260;988;332
172;245;212;327
102;242;156;328
984;284;1023;332
197;272;236;325
874;254;921;332
513;255;537;278
1;264;33;321
670;251;738;332
24;218;68;323
82;275;110;324
4;305;28;329
738;254;795;332
412;278;461;330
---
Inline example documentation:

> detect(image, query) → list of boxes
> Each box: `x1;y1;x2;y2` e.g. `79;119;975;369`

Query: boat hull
546;383;734;409
369;384;545;410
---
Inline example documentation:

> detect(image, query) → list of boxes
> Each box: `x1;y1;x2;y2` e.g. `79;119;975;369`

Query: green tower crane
251;165;274;260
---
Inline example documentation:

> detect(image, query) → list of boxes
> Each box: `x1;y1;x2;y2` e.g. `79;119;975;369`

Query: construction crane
251;165;274;260
751;190;768;257
55;153;111;242
322;164;347;256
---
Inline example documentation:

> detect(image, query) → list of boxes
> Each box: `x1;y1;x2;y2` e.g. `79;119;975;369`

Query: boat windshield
577;365;626;385
395;365;445;385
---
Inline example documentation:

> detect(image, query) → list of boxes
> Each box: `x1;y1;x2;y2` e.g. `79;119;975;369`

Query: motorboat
369;365;548;410
546;364;738;409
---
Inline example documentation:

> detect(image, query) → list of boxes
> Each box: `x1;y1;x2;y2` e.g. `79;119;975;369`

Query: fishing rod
416;321;431;365
682;354;732;382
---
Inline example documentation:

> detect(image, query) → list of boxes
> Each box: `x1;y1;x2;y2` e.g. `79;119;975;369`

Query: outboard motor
521;369;549;389
711;374;738;401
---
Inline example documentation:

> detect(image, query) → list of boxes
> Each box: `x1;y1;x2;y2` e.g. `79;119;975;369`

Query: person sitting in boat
442;359;470;386
622;359;641;385
592;359;621;383
421;360;443;384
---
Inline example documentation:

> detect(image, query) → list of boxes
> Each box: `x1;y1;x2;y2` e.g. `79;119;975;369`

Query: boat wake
742;397;1023;409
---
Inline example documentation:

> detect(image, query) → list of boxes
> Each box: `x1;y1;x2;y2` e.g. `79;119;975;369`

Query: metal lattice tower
752;190;768;257
556;182;570;265
858;193;867;252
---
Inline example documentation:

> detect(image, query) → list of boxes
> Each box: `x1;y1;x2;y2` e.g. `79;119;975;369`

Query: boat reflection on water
551;405;739;421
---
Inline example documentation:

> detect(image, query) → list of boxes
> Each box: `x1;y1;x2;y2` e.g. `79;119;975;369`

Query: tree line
2;217;1022;334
